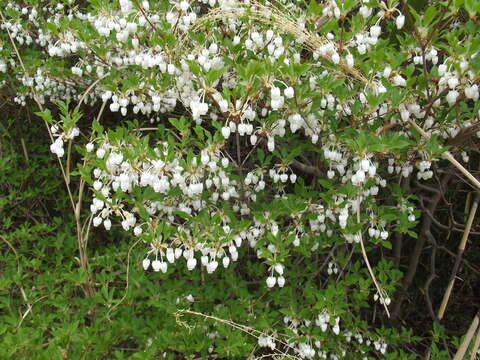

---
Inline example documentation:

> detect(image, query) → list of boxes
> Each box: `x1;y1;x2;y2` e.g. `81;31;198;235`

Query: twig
75;74;109;111
290;159;323;178
453;311;480;360
437;245;480;275
1;235;20;274
20;137;29;164
437;194;479;320
424;231;438;322
17;295;48;329
409;120;480;191
418;196;480;235
175;309;301;359
356;196;390;317
106;239;142;319
470;327;480;360
66;140;73;184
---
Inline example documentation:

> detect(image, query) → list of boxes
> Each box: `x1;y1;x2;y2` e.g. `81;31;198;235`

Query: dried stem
176;1;368;84
106;238;142;319
437;194;479;320
453;311;480;360
175;309;301;359
20;137;29;164
470;327;480;360
409;120;480;191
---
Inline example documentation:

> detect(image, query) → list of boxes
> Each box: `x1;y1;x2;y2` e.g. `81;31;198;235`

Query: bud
221;126;231;139
166;248;175;263
396;14;405;29
222;257;230;268
142;258;151;270
284;87;294;99
187;257;197;270
152;260;161;272
266;276;276;288
274;263;284;275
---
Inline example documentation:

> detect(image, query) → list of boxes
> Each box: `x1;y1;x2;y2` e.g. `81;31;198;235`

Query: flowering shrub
1;0;480;358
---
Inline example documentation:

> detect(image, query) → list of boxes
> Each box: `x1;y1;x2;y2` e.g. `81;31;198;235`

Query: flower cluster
256;311;390;359
49;124;80;157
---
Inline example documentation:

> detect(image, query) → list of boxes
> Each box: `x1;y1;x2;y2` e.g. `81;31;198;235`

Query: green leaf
187;60;202;76
465;0;477;15
206;66;228;85
35;109;54;124
423;5;438;26
318;179;333;189
92;118;104;134
307;0;323;15
194;126;205;141
407;230;419;239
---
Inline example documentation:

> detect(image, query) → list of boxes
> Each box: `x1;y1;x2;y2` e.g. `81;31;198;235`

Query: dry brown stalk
453;311;480;360
470;327;480;360
174;1;368;84
437;194;479;320
409;120;480;191
175;309;301;359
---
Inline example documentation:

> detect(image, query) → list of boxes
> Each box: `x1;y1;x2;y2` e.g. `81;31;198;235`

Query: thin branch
106;238;142;319
418;196;480;235
356;196;390;317
437;194;479;320
409;120;480;191
290;159;323;178
453;311;480;360
470;326;480;360
20;137;29;164
424;231;438;322
175;309;301;359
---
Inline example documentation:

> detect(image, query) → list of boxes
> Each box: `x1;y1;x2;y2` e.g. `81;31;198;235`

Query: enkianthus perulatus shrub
1;0;479;358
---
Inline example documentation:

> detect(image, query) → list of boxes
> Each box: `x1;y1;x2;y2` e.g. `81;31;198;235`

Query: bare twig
409;120;480;191
470;327;480;360
175;309;301;359
424;231;439;322
106;238;142;319
20;138;29;164
437;194;479;320
290;159;323;178
453;311;480;360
